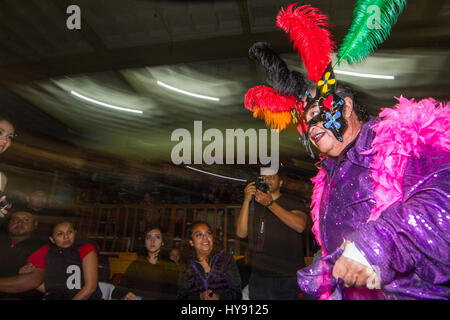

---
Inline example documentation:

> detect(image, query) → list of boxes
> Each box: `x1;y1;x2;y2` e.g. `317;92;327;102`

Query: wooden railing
66;204;316;257
67;204;241;253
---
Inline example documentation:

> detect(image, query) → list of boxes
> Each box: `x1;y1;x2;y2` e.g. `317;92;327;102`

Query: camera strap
255;217;265;252
249;199;266;252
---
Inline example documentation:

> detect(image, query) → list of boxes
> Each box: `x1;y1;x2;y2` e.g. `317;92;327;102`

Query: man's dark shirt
0;233;46;299
248;194;306;277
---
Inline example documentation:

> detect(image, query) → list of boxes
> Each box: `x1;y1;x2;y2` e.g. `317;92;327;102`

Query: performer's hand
255;190;273;207
332;255;375;288
244;182;256;202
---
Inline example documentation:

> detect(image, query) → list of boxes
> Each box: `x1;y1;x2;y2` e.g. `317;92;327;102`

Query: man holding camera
237;168;309;300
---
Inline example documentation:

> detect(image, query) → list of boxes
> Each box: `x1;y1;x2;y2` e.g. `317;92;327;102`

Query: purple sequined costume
297;97;450;299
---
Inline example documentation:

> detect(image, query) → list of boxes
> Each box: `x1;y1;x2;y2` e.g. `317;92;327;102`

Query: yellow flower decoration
317;71;336;95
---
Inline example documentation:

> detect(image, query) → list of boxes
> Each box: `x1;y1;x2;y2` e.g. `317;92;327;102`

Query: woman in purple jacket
177;221;242;300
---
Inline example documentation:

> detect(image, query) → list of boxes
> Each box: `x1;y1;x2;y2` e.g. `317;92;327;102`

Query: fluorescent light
70;91;143;114
157;81;220;101
185;166;247;182
334;69;395;80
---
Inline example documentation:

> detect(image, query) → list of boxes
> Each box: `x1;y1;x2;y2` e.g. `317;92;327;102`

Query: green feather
337;0;406;65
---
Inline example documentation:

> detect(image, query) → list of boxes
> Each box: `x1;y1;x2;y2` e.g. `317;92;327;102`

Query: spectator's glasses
0;131;17;142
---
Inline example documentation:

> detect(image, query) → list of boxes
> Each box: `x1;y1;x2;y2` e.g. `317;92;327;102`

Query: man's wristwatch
265;199;274;207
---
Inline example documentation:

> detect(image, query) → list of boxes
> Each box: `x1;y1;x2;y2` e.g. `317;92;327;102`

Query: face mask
304;91;350;143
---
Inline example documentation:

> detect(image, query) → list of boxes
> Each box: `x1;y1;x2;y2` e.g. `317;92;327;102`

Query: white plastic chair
98;282;115;300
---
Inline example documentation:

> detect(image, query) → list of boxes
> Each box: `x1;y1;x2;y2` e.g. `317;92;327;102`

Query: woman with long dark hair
111;225;179;300
177;221;242;300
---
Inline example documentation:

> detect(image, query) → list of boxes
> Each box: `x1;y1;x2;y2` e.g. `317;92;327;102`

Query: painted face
8;212;36;238
0;120;15;154
302;88;348;155
51;222;76;249
145;228;163;254
189;224;213;257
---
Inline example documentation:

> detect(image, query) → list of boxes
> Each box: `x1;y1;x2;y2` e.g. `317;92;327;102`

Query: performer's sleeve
347;168;450;286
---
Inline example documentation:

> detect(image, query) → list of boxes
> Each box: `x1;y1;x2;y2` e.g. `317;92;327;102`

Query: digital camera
255;176;269;193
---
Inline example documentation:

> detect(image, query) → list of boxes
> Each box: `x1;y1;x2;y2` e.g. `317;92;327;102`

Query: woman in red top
24;220;102;300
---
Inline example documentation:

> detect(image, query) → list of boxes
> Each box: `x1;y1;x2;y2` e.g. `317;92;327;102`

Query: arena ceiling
0;0;449;181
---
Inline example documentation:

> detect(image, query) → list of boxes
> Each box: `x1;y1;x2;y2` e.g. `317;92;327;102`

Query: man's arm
268;203;307;233
0;269;44;293
236;198;250;238
72;250;98;300
236;182;256;238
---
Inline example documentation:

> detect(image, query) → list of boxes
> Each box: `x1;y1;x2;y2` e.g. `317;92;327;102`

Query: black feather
249;42;308;98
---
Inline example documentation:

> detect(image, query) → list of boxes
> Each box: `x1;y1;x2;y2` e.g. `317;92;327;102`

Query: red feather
276;4;336;83
244;85;296;112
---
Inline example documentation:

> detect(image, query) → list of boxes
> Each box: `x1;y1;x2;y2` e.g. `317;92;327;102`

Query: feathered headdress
337;0;407;65
244;42;311;150
276;4;336;83
244;1;406;148
278;1;406;96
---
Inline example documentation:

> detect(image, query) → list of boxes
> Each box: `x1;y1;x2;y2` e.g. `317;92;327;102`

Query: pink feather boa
309;97;450;299
364;96;450;222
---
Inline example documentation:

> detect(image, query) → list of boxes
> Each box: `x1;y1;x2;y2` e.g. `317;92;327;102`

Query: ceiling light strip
334;69;395;80
185;165;247;182
157;81;220;101
70;91;143;114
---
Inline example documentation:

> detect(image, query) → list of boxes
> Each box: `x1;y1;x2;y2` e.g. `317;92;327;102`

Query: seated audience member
0;114;15;156
141;192;154;205
177;221;242;300
0;210;46;299
169;247;187;273
26;189;46;211
169;247;181;265
0;114;16;218
24;219;102;300
112;226;180;300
